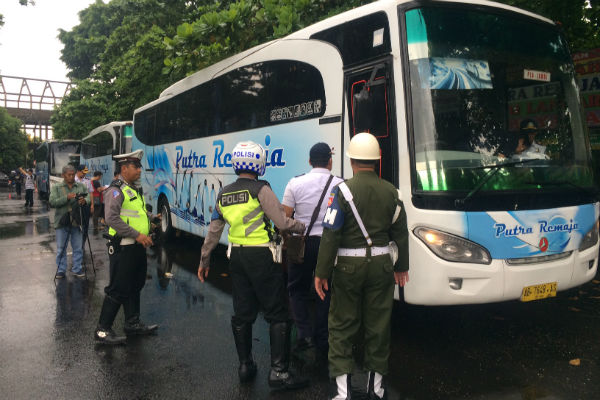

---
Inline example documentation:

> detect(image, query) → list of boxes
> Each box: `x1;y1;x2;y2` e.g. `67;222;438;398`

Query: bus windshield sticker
524;69;551;82
416;58;493;90
270;99;322;122
372;28;384;47
406;9;428;60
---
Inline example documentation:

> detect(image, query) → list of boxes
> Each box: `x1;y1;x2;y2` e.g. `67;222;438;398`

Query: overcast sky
0;0;100;82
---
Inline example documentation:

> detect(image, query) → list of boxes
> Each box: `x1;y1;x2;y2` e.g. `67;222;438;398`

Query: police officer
197;141;309;390
314;133;409;400
94;150;158;345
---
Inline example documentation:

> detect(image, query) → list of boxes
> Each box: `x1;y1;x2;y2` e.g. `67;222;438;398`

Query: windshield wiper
525;180;600;201
455;159;540;209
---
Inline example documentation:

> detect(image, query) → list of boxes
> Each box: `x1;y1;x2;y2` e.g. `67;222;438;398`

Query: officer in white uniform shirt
282;142;343;357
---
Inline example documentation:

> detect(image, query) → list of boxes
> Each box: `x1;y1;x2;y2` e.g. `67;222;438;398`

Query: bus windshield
405;6;593;200
52;142;80;176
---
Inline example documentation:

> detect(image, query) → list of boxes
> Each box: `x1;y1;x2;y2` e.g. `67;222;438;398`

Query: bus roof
136;0;553;114
82;121;132;142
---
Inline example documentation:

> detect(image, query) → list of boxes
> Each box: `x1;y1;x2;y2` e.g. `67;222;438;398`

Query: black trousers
287;236;331;350
25;189;34;206
229;246;289;325
105;243;147;304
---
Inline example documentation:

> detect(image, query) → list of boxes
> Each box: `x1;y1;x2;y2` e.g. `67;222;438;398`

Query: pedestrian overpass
0;75;73;140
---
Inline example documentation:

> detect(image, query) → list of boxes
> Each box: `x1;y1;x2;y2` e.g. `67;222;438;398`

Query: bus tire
159;198;174;242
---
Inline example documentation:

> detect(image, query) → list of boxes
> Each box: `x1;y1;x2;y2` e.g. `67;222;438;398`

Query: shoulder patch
322;186;344;230
112;189;121;198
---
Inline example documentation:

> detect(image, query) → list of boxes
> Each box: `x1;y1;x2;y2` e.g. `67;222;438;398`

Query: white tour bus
80;121;133;186
133;0;599;305
34;140;81;200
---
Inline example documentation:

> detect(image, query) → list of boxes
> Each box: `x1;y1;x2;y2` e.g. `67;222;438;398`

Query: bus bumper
402;235;599;305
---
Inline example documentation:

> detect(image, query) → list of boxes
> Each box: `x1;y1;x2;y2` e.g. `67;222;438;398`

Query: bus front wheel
159;198;174;242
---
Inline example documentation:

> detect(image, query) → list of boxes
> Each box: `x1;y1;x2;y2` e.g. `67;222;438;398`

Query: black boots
329;374;352;400
123;294;158;335
95;296;126;345
268;321;309;390
232;321;257;382
367;371;387;400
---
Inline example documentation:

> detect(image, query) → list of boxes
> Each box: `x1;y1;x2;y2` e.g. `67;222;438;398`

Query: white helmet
346;132;380;160
231;141;266;176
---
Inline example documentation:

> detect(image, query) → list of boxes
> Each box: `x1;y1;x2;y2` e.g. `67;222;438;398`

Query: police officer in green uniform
314;132;409;400
94;150;158;345
198;141;309;390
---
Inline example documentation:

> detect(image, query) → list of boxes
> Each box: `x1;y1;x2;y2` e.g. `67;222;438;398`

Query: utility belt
336;242;399;265
103;233;137;256
227;241;283;264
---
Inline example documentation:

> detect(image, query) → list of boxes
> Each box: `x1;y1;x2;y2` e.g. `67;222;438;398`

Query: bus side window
351;76;389;138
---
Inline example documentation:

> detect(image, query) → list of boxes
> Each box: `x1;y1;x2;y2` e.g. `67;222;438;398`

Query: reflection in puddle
0;216;51;239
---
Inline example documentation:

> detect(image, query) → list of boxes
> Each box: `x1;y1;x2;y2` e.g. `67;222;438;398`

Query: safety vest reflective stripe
245;218;265;237
243;206;262;224
108;183;149;237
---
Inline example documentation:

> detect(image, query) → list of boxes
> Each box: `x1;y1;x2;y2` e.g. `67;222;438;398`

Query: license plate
520;282;557;302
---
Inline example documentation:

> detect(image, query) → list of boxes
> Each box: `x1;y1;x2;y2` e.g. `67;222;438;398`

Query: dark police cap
76;164;89;173
309;142;332;162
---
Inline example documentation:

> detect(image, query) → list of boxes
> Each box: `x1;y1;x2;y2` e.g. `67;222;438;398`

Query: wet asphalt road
1;187;600;399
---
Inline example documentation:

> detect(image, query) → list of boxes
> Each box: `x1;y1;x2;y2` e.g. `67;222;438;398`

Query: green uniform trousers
328;253;394;377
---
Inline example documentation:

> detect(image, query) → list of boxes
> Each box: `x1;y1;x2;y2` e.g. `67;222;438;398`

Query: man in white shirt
282;143;343;358
516;119;547;160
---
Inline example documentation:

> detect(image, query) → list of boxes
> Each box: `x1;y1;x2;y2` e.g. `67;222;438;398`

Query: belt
121;237;136;245
231;243;270;247
337;246;390;257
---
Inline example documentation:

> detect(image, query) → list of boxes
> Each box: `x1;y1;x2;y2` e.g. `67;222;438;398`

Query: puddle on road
0;216;51;239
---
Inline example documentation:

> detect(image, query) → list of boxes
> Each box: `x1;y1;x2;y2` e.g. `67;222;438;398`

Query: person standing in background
75;165;93;243
19;167;36;207
91;171;106;232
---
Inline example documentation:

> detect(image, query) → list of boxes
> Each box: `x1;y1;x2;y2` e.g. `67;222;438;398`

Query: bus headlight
414;227;491;265
579;220;599;252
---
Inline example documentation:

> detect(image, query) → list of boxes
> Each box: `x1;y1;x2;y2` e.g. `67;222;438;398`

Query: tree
163;0;374;79
53;0;201;138
53;0;199;138
496;0;600;52
0;107;28;172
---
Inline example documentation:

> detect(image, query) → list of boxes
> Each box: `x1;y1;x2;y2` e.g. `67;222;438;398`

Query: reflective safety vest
108;182;150;237
218;179;272;245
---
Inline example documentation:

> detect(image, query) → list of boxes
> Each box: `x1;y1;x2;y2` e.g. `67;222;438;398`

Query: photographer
49;165;91;279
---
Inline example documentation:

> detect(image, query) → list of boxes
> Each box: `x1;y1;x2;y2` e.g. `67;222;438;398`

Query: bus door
344;59;397;185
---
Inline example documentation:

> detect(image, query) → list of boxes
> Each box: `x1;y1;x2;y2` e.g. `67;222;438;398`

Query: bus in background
34;140;81;201
132;0;598;305
80;121;133;186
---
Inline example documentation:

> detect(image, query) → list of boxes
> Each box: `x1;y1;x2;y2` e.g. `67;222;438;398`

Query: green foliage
54;0;198;138
50;80;117;140
496;0;600;52
164;0;373;79
0;108;28;173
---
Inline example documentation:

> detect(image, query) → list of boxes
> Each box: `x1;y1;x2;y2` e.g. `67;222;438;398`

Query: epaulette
257;179;271;188
293;173;306;178
109;179;125;189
